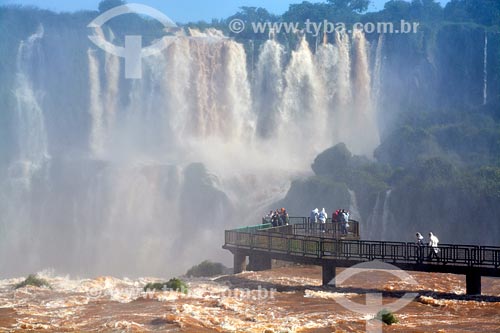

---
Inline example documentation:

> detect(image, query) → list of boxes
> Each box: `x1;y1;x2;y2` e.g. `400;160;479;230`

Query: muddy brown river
1;265;499;332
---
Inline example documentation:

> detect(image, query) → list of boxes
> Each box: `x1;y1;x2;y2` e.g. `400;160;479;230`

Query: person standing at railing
271;210;280;227
416;232;424;245
340;209;349;235
281;208;290;226
416;232;425;263
318;208;327;233
310;208;319;232
263;210;274;224
427;232;440;261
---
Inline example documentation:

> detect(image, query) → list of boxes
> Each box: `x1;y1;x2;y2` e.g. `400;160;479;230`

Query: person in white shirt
427;232;440;260
318;208;327;233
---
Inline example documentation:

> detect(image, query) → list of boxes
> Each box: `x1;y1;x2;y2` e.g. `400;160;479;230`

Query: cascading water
366;189;394;241
11;25;49;181
254;39;284;138
347;189;361;221
282;36;326;151
381;189;393;239
1;26;382;277
483;32;488;105
351;29;379;155
372;34;384;108
334;31;352;107
366;191;384;240
315;36;339;130
104;30;120;137
87;48;105;158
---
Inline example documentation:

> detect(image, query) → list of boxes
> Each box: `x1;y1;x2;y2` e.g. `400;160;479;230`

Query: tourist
281;209;290;226
332;209;340;223
318;208;327;233
340;209;349;235
427;232;440;260
310;208;319;231
416;232;425;263
416;232;424;246
271;210;280;227
263;210;274;224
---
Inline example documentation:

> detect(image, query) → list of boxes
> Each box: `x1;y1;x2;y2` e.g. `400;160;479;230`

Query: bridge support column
248;253;272;271
233;252;246;274
322;263;336;286
466;270;482;295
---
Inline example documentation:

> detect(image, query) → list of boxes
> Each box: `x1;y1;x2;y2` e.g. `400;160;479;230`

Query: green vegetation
14;274;51;289
376;309;398;325
143;278;188;293
186;260;227;277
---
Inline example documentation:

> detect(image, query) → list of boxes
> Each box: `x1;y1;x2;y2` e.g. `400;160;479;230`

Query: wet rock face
180;162;233;229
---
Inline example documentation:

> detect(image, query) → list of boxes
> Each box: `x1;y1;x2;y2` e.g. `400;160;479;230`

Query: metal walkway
223;221;500;295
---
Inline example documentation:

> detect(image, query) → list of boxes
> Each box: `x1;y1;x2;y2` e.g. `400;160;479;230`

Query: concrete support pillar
466;270;482;295
233;252;246;274
248;254;272;271
322;263;336;286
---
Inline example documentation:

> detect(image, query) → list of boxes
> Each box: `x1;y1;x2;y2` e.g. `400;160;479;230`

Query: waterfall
483;32;488;105
11;25;49;181
372;34;384;108
381;189;393;240
282;37;326;150
87;48;104;158
366;189;394;240
334;31;352;106
164;36;253;140
351;29;379;155
104;29;120;134
1;26;391;277
254;40;284;138
367;191;384;240
347;189;361;221
315;42;338;122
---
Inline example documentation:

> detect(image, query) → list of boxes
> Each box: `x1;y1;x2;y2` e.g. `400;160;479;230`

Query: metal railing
224;227;500;269
293;220;360;239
